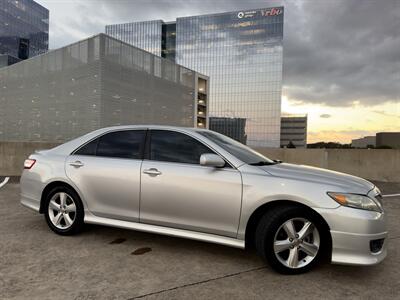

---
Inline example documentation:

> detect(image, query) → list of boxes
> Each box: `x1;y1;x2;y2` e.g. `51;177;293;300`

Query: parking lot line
0;177;9;189
382;193;400;198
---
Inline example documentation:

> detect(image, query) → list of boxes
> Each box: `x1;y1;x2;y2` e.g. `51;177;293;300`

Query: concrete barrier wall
255;148;400;182
0;142;59;176
1;142;399;182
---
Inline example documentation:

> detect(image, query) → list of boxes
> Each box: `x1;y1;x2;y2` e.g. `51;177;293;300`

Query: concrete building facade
280;115;307;148
106;7;284;147
0;34;208;142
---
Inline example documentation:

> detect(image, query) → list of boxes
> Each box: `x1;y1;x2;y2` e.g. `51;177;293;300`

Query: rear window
75;139;98;156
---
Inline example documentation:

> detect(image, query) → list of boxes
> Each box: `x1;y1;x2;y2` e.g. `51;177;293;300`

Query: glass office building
106;7;283;147
0;0;49;65
209;117;247;144
105;20;163;57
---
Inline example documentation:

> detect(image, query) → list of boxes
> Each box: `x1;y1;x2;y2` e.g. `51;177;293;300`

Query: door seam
139;159;144;223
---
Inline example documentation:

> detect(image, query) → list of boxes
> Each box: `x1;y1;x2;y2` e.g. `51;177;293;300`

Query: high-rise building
106;7;284;147
376;132;400;149
0;34;208;142
0;0;49;66
280;115;308;148
209;117;247;144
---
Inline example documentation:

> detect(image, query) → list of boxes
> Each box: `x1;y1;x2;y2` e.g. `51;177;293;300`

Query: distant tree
287;141;296;148
307;142;352;149
376;145;392;149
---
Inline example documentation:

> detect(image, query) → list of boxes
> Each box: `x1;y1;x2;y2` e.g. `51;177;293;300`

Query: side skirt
84;212;245;249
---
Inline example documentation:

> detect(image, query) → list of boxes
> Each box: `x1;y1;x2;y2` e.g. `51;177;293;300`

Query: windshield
198;131;276;165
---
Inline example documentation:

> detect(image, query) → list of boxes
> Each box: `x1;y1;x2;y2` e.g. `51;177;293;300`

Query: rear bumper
315;206;387;266
21;193;40;212
20;170;43;213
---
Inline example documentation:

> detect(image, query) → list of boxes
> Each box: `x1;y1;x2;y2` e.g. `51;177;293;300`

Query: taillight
24;159;36;169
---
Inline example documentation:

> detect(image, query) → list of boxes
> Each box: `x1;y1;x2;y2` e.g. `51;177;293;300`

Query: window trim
71;129;148;160
145;129;234;168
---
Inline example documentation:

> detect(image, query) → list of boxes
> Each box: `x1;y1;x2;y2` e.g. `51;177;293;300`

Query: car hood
259;163;375;194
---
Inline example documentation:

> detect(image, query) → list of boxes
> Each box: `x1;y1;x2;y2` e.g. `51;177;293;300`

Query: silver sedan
20;125;387;274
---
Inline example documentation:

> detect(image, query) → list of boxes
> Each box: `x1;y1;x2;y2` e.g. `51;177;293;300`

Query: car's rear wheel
44;186;84;235
255;205;328;274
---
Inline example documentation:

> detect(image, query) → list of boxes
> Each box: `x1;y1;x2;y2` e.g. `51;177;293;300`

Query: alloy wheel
48;192;77;230
273;218;320;269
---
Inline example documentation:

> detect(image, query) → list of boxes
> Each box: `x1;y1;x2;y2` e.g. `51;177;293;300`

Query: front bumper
315;205;387;266
330;230;387;265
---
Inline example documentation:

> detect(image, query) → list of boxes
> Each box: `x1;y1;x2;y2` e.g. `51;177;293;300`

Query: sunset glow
282;96;400;144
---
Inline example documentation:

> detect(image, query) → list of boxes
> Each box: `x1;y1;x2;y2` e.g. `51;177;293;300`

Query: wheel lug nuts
295;234;299;238
289;238;293;242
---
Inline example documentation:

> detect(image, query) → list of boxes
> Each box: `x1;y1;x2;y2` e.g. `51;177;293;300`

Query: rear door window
75;130;146;159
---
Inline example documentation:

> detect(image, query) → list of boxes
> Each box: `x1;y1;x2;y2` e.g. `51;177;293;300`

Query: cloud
36;0;400;109
320;114;331;118
308;129;376;144
372;110;400;118
282;0;400;107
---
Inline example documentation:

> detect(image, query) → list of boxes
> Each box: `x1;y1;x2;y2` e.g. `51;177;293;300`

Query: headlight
327;192;383;213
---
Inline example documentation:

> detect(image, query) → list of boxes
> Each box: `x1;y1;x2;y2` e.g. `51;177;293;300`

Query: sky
35;0;400;143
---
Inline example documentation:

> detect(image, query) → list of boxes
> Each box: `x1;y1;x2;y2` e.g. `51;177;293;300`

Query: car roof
92;124;207;132
40;125;244;168
44;125;208;155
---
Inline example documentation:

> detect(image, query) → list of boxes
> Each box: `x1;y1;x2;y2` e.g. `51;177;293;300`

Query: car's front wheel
44;186;84;235
255;205;328;274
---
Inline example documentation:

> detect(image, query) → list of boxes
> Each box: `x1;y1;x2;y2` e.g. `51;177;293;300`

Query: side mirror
200;153;226;168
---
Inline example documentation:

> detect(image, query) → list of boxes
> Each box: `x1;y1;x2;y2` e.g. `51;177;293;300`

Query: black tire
255;205;329;274
44;186;84;235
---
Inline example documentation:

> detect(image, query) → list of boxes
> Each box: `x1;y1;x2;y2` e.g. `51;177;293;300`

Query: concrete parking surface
1;182;400;300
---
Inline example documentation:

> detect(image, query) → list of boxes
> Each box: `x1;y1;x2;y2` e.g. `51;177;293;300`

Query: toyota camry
20;125;387;274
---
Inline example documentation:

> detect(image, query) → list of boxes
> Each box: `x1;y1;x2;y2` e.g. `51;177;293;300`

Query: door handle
143;168;162;176
69;161;84;168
